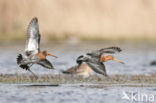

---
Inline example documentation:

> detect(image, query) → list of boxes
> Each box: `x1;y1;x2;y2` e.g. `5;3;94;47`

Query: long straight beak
47;53;58;58
113;58;125;64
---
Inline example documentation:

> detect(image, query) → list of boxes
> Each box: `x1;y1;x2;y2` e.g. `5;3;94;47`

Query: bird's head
43;51;57;58
102;55;124;64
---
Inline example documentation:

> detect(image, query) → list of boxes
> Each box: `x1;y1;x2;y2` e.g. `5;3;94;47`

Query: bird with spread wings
76;47;124;76
17;17;57;77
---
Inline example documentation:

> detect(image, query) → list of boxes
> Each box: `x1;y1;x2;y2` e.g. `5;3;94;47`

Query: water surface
0;43;156;103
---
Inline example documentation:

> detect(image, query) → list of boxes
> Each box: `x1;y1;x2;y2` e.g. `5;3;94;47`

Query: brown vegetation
0;0;156;41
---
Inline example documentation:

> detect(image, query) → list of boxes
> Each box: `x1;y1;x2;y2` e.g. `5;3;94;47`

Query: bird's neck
37;52;46;60
100;55;112;62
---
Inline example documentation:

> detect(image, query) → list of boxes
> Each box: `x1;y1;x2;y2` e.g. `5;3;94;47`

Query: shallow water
0;43;156;103
0;43;155;75
0;84;156;103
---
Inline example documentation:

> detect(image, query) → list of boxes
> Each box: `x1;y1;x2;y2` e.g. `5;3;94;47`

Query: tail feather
16;54;29;70
17;54;23;64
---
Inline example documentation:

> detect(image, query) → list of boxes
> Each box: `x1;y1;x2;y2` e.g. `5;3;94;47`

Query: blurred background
0;0;156;43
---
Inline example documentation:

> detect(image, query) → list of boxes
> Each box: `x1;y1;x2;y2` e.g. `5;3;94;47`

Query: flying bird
87;46;124;64
17;17;57;77
76;55;108;76
63;47;124;77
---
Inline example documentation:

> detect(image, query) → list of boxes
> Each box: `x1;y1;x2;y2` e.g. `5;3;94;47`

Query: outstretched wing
86;59;107;76
25;17;40;56
99;46;122;53
87;46;122;57
37;59;55;69
75;55;107;76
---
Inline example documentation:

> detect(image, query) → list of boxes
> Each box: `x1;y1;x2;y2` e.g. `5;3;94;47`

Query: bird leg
27;64;38;79
28;69;38;79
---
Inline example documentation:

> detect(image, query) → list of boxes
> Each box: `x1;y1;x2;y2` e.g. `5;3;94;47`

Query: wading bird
63;47;124;77
62;63;92;77
17;17;57;77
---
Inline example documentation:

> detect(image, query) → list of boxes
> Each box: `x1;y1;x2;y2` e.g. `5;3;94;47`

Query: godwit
17;17;57;77
63;47;124;77
62;63;92;77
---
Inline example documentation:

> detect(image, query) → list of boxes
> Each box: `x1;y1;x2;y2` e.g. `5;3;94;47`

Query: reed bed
0;0;156;41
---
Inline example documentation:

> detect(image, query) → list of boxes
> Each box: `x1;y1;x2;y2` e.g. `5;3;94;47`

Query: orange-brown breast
37;52;46;60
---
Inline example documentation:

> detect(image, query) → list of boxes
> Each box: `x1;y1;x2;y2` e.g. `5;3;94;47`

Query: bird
76;55;108;76
83;46;124;76
16;17;57;77
86;47;124;64
62;63;93;77
63;47;124;77
150;61;156;66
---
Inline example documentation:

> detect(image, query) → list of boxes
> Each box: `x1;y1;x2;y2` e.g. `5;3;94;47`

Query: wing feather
86;59;107;76
25;17;40;56
38;59;54;69
87;46;122;57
